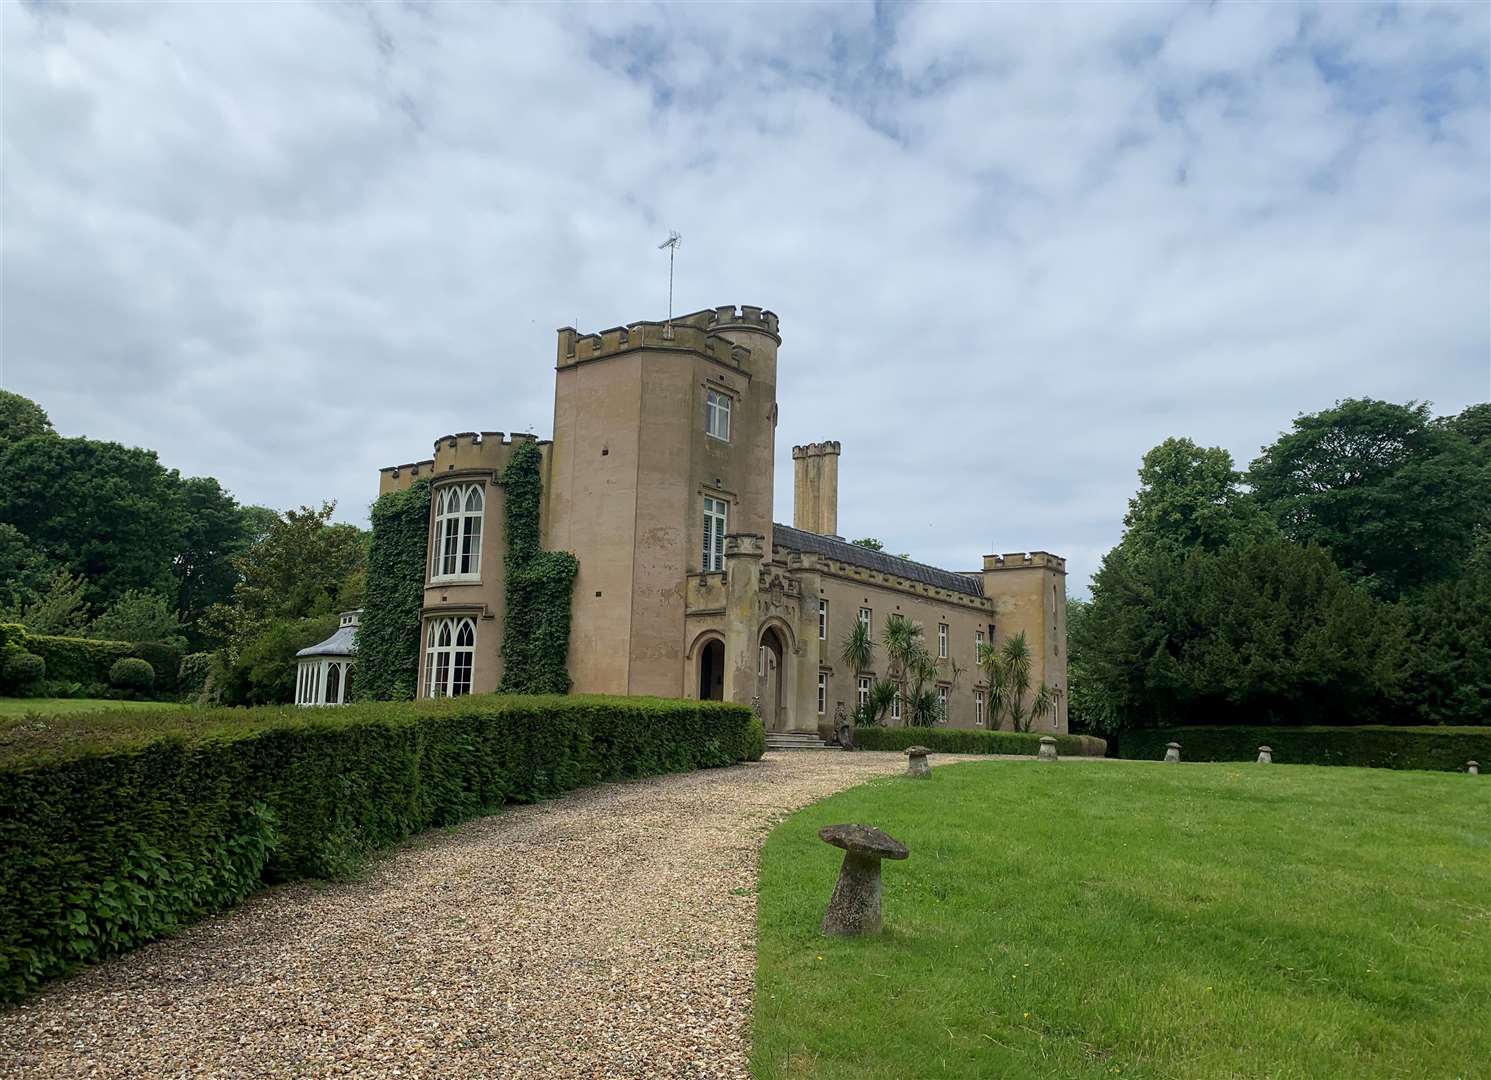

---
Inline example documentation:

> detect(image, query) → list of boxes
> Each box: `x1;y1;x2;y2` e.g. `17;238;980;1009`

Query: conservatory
294;609;359;706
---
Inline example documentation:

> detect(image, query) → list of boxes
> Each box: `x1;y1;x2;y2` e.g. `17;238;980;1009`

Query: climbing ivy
352;478;430;701
498;442;578;694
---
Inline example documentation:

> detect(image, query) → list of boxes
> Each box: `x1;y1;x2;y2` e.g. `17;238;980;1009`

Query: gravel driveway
1;750;933;1079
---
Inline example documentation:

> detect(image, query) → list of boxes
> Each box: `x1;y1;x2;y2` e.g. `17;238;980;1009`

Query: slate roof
772;523;984;598
295;623;358;658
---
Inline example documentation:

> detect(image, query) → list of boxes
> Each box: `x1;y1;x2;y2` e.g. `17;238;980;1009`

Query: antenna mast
658;230;681;326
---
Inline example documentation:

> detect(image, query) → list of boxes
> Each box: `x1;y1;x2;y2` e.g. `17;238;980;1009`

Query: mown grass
753;760;1490;1080
0;697;188;719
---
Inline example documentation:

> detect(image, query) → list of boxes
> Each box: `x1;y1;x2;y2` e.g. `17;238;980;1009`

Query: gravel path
1;750;944;1079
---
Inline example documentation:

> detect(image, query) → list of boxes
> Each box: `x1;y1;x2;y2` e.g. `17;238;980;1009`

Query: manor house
378;304;1068;735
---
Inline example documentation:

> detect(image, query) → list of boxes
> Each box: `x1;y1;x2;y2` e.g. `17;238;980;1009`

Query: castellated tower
545;305;780;697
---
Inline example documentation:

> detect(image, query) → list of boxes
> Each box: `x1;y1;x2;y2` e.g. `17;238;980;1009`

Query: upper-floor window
975;628;986;656
702;495;728;572
818;598;828;640
432;484;483;580
424;616;475;698
938;623;949;659
706;389;731;441
858;606;872;632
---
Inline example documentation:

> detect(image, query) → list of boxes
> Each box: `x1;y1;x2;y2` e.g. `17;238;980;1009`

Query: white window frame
975;689;985;726
702;495;728;572
938;622;948;659
423;616;476;698
431;483;484;582
857;676;871;708
818;598;828;640
937;685;948;722
975;628;985;655
858;607;871;632
817;671;827;715
891;690;901;723
705;388;732;442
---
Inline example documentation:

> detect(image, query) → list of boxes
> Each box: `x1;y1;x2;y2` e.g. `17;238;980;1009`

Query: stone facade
379;304;1068;733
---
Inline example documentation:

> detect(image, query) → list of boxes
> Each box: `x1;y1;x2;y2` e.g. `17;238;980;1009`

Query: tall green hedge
498;442;578;694
0;693;762;1001
353;478;431;701
0;622;181;696
852;726;1108;757
1116;725;1491;772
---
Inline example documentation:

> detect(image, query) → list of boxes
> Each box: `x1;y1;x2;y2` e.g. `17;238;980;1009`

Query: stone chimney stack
792;441;841;536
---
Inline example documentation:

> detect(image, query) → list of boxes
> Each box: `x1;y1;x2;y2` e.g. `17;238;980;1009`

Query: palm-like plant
860;678;897;727
1031;682;1057;730
1000;632;1033;732
979;631;1043;731
840;619;875;675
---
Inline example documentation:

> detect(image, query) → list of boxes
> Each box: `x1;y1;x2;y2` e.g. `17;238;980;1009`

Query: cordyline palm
860;678;897;727
840;620;875;675
905;646;942;726
1001;632;1033;732
882;614;923;723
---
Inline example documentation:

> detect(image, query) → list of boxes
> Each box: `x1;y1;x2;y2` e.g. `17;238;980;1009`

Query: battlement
982;551;1067;573
792;441;841;459
556;305;778;368
724;533;766;559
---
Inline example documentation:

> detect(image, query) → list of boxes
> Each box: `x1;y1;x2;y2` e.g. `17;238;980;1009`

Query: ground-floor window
817;671;828;715
937;685;948;722
857;676;871;708
891;690;901;723
975;689;985;726
424;616;476;697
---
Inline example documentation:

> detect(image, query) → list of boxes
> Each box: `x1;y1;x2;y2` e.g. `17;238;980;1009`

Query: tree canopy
0;390;54;446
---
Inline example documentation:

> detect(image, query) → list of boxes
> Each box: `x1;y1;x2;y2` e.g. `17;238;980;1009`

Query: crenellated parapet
556;305;779;370
378;432;552;495
791;441;841;460
982;552;1067;574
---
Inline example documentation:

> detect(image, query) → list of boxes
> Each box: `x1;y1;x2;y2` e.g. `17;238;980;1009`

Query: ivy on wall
352;478;431;701
498;442;578;694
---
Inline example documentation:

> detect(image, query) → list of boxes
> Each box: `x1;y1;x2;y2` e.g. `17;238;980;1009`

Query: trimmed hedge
853;726;1108;757
0;694;762;1001
0;623;182;697
1116;726;1491;772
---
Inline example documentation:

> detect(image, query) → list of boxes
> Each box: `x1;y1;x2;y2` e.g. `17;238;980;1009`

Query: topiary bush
2;650;45;693
1115;725;1491;772
0;693;760;1002
852;726;1108;757
108;656;155;691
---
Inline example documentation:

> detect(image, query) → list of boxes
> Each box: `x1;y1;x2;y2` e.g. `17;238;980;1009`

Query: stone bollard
1469;760;1480;776
1257;745;1272;765
905;745;931;779
1038;736;1058;762
1164;741;1181;764
818;824;910;936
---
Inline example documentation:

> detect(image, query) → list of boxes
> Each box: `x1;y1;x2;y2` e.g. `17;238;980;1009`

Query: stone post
905;746;931;778
1038;736;1058;762
1164;742;1181;764
1468;760;1480;776
818;824;909;936
1257;745;1272;765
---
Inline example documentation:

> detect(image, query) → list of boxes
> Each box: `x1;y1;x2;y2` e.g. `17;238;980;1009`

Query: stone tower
544;306;780;697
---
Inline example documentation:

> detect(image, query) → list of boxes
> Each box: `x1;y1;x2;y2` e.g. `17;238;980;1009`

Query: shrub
108;656;155;691
177;652;216;702
354;478;430;702
1115;725;1491;772
2;650;45;692
21;632;179;696
0;693;761;1001
852;726;1107;757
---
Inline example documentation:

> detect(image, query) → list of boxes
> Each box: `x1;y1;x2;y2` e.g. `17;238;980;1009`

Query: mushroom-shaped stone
1163;741;1181;764
1038;735;1058;762
905;745;932;779
1468;760;1480;776
818;824;910;937
1257;745;1273;765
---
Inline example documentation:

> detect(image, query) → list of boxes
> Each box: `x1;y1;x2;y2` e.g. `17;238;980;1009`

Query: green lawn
753;760;1490;1080
0;697;188;719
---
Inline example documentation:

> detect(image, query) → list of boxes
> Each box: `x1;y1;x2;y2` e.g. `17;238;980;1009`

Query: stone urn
818;824;910;936
904;745;931;779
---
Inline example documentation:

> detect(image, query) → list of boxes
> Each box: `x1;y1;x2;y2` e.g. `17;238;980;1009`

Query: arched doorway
697;638;724;700
759;626;787;731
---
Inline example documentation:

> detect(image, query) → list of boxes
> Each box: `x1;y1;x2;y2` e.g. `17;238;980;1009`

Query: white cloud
2;0;1486;594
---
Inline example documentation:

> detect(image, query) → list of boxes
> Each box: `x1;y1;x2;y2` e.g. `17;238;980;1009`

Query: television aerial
658;231;681;325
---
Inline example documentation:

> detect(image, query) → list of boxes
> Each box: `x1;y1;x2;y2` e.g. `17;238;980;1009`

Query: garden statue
818;824;910;936
833;703;854;750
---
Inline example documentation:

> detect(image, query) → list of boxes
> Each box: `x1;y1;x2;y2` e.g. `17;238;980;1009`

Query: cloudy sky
3;1;1487;592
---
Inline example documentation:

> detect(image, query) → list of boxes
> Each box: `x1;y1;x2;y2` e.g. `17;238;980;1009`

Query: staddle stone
1257;745;1273;765
905;745;932;779
1164;741;1181;764
1037;736;1058;762
1469;760;1480;776
818;824;910;936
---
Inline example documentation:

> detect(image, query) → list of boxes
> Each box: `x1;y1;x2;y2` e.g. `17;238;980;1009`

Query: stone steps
764;732;839;751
